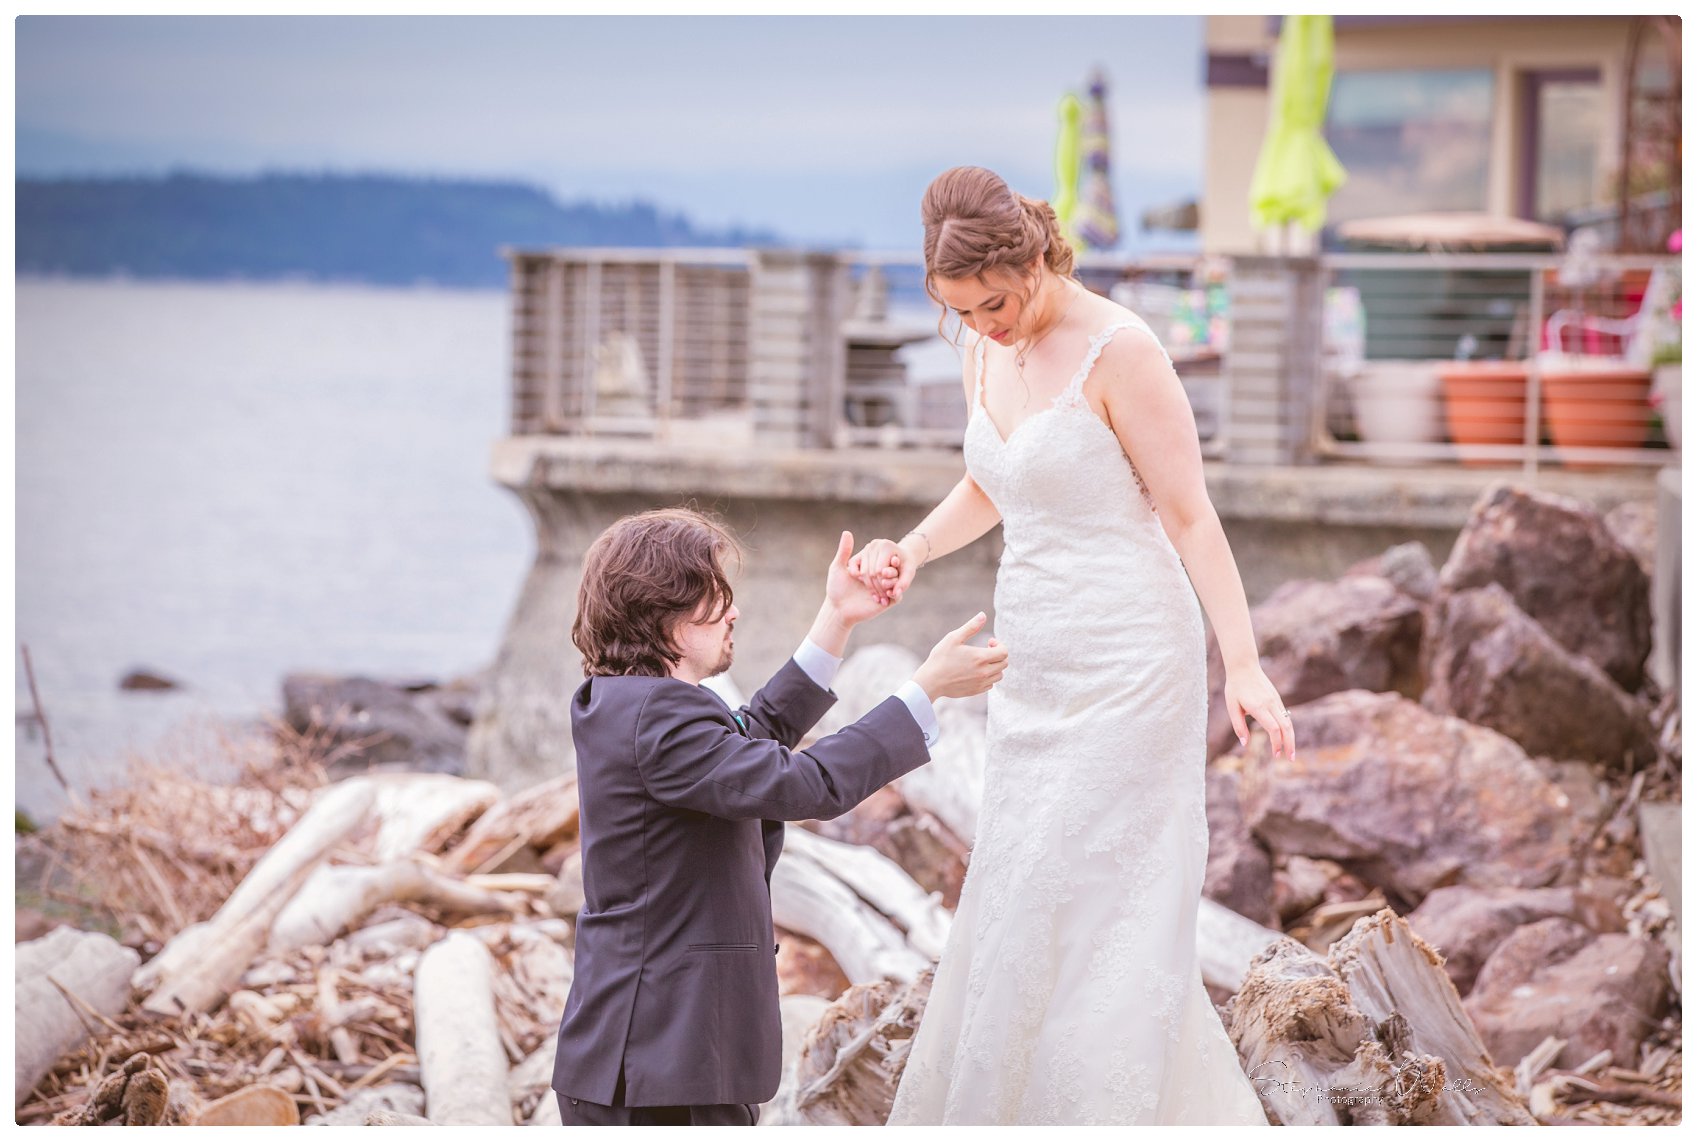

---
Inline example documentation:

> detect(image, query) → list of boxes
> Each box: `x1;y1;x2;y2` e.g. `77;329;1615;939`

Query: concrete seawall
466;437;1661;791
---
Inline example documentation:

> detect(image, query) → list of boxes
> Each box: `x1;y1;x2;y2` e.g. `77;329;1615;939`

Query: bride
850;166;1291;1125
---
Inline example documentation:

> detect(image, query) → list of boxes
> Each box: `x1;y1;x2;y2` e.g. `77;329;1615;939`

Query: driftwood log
780;825;952;960
132;777;378;1007
770;850;928;984
441;772;578;875
133;774;497;1016
15;928;141;1107
1225;910;1536;1125
413;931;510;1124
762;971;934;1126
267;859;526;956
1199;895;1298;990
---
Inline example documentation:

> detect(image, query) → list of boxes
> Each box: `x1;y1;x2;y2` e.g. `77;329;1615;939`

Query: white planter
1351;361;1444;459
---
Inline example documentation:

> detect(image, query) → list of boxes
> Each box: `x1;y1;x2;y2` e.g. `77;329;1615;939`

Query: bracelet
904;530;932;568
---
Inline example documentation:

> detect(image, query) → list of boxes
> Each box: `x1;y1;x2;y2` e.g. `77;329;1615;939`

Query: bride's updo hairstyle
920;166;1076;336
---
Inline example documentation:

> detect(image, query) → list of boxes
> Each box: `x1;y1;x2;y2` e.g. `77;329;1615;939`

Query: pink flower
1670;229;1682;253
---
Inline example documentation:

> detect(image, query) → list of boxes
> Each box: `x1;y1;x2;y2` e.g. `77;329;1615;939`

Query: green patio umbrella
1248;15;1347;235
1053;93;1083;252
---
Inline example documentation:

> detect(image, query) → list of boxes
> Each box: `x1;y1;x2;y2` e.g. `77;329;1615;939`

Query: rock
1346;540;1439;603
1437;484;1651;691
1237;690;1580;907
1536;758;1607;834
1405;885;1626;996
282;674;468;777
1463;918;1672;1070
1422;584;1657;769
1272;855;1346;925
1203;768;1276;927
1604;499;1658;579
1207;574;1425;757
119;668;180;691
422;671;486;729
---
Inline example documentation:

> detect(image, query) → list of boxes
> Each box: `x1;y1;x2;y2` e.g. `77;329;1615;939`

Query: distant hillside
15;172;784;287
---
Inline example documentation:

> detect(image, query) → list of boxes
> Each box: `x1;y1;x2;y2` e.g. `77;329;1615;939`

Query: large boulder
1437;484;1651;691
1345;540;1439;603
1207;574;1425;756
282;674;468;778
1405;884;1626;996
1236;690;1580;907
1422;584;1657;770
1463;918;1672;1070
1202;768;1276;927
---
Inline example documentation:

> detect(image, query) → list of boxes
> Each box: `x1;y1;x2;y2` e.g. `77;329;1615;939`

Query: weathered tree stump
763;970;934;1126
1224;909;1536;1125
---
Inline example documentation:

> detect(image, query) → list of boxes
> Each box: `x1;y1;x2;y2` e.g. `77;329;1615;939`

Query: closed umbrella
1248;15;1347;238
1075;70;1120;250
1053;93;1083;252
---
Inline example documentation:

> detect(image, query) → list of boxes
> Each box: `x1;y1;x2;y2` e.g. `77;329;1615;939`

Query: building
1202;15;1679;254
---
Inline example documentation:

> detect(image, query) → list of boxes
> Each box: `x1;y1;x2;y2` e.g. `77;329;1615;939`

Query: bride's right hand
848;535;923;605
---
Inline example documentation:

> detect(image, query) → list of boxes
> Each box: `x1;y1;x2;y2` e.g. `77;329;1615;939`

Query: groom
550;507;1006;1126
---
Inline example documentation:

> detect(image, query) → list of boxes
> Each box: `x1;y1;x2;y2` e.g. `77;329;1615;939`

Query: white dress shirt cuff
895;679;941;750
792;637;843;691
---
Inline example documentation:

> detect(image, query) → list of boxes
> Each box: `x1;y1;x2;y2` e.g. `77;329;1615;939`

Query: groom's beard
708;635;735;678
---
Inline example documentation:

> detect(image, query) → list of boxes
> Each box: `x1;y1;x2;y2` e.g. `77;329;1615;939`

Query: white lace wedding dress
887;316;1270;1126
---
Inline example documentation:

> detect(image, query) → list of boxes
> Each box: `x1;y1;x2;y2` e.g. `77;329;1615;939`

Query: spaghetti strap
1058;316;1173;407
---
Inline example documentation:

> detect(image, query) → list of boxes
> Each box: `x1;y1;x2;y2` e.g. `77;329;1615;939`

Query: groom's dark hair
573;507;742;678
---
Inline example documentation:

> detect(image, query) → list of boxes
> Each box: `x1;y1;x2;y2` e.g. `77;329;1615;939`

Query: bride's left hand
1225;668;1295;758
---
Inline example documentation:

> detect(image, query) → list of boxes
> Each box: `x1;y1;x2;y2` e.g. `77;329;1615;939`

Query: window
1522;71;1603;224
1326;69;1495;222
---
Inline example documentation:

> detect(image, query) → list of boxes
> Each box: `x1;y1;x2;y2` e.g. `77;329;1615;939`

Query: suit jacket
550;658;929;1107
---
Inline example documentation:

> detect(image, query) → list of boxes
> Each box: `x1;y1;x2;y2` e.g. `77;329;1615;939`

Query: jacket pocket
686;942;761;953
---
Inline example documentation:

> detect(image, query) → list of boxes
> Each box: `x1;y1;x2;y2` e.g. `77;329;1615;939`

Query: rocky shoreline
14;482;1682;1125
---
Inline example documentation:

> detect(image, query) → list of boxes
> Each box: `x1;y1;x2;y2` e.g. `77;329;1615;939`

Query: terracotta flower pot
1439;361;1528;466
1539;360;1653;467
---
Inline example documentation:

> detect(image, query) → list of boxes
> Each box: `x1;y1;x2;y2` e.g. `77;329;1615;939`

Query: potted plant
1438;358;1529;466
1537;352;1655;461
1651;344;1680;450
1351;360;1444;461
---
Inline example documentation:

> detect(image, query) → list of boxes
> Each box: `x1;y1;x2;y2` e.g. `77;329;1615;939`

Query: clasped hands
823;531;1004;702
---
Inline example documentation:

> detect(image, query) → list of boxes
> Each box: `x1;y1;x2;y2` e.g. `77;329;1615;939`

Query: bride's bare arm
1094;332;1296;759
850;338;1002;602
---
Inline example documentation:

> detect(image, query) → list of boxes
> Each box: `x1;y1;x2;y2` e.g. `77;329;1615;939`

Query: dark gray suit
550;658;929;1112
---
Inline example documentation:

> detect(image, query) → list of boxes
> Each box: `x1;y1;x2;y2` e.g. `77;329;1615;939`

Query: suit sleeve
736;658;837;747
634;681;928;821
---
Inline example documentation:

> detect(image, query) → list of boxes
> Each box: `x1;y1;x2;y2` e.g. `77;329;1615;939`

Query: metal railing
503;245;1680;474
1314;252;1681;473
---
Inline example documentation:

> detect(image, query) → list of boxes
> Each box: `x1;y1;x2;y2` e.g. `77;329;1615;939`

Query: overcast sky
15;15;1206;249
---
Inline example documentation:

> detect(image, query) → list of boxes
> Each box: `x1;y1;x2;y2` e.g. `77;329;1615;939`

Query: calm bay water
15;279;534;818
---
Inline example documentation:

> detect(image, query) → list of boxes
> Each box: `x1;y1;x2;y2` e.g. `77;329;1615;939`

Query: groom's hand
912;612;1007;701
823;530;889;629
